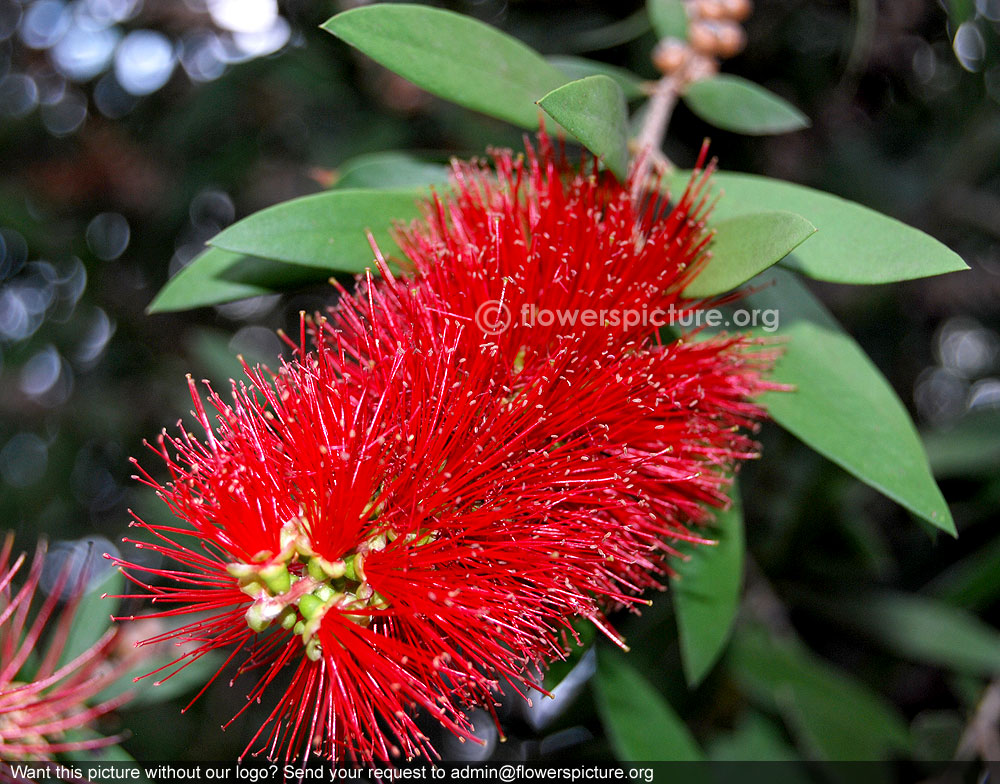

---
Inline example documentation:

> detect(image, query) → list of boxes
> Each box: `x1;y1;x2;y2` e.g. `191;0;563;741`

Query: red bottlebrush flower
113;137;776;764
325;136;777;590
0;536;131;778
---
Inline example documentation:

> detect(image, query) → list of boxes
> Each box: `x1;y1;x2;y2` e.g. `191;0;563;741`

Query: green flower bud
298;593;325;621
305;637;323;662
245;603;272;633
279;607;298;629
259;563;291;595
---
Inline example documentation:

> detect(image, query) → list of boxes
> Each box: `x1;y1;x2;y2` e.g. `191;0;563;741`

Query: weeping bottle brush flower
0;536;131;780
111;137;778;763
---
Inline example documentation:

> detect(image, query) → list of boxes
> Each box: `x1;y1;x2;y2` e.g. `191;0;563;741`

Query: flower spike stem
631;74;682;198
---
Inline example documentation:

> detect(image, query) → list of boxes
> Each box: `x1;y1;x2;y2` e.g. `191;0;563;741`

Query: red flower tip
0;535;132;774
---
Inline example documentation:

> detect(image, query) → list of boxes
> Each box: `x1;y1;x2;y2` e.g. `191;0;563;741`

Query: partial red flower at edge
110;136;780;765
0;536;131;781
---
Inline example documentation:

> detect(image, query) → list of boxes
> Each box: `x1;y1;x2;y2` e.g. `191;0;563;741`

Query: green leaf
667;171;969;284
101;651;227;708
334;152;451;190
818;592;1000;677
707;712;801;763
683;211;816;298
946;0;976;24
729;625;911;760
209;189;423;269
538;76;630;181
566;8;652;53
60;568;124;668
682;76;810;135
926;535;1000;612
148;247;335;313
742;268;954;534
921;410;1000;479
672;489;745;687
594;649;704;761
322;5;566;130
544;619;596;691
647;0;688;40
547;56;647;101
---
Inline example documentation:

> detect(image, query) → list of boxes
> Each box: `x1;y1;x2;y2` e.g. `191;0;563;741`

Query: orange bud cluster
652;0;752;86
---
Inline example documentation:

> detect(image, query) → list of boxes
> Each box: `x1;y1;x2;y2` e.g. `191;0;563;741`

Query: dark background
1;0;998;766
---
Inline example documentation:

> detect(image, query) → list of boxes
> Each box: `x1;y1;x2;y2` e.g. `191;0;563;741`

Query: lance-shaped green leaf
538;76;630;181
707;712;802;763
730;625;911;760
594;650;704;761
672;489;745;687
683;75;810;135
683;211;816;297
921;410;1000;479
209;189;423;269
333;152;451;190
667;171;968;284
99;650;227;708
547;56;647;100
647;0;688;39
322;5;566;130
148;247;337;313
926;534;1000;612
744;268;954;534
809;592;1000;677
59;567;123;668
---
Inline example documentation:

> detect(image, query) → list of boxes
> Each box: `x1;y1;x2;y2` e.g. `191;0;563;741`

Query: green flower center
227;520;389;661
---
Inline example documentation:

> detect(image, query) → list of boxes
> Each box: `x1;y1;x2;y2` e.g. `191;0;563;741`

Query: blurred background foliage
1;0;999;770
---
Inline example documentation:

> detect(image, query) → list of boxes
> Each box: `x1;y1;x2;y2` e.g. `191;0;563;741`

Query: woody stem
630;74;681;200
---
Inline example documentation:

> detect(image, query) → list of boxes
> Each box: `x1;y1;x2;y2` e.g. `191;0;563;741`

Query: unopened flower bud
694;0;727;20
715;21;746;58
305;637;323;662
343;553;365;583
688;21;718;55
298;593;326;621
279;607;298;629
315;584;335;602
652;38;690;75
259;563;291;595
720;0;753;22
245;603;273;633
307;555;345;581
